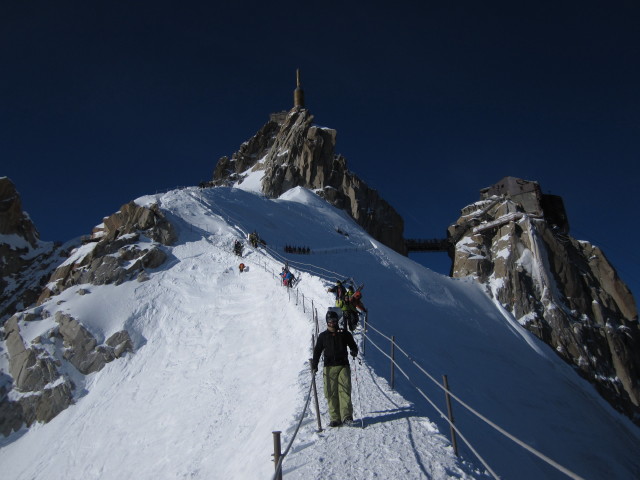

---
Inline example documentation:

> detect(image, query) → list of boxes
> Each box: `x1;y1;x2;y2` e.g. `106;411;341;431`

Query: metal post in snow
442;375;459;456
362;312;367;357
390;335;395;390
272;431;283;480
310;358;323;432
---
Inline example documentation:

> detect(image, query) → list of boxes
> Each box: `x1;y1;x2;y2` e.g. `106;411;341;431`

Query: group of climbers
231;232;362;428
312;279;368;427
248;230;265;248
327;280;367;332
284;245;311;254
279;265;296;288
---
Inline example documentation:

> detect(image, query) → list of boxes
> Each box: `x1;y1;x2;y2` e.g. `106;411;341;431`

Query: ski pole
352;355;364;429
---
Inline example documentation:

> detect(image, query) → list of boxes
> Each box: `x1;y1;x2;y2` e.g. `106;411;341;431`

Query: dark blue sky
2;1;639;298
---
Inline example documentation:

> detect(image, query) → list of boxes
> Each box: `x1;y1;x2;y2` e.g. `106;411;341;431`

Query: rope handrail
363;321;586;480
271;380;314;480
364;320;394;342
264;245;348;283
364;333;501;479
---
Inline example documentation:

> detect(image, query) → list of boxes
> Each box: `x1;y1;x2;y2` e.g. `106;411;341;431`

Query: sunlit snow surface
1;186;639;480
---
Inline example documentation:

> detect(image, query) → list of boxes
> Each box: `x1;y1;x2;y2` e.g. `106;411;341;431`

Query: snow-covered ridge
1;185;639;479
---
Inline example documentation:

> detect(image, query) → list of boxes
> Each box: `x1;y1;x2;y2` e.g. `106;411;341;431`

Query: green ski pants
323;365;353;422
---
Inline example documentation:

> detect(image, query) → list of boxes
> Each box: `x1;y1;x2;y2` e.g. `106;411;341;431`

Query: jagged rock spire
293;69;305;108
449;182;640;424
210;108;407;255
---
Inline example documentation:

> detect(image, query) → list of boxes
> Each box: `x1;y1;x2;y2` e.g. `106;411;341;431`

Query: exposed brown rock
2;314;73;433
37;202;174;303
449;177;640;423
210;108;406;254
0;178;71;322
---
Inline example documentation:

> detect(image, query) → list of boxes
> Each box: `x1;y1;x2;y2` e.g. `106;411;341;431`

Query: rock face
449;177;640;424
2;312;72;435
55;312;133;375
0;310;133;436
0;177;39;247
1;196;166;435
38;201;176;303
0;177;74;323
211;108;407;254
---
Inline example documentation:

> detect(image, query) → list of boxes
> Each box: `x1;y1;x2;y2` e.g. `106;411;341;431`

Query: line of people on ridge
312;280;369;428
231;235;361;429
284;245;312;255
327;280;367;332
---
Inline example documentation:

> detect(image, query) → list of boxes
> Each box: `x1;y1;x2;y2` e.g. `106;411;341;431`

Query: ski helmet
326;310;339;325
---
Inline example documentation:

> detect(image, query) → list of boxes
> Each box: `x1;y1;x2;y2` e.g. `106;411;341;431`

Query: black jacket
312;328;358;370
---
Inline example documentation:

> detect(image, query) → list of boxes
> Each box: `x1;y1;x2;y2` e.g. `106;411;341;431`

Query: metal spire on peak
294;69;305;108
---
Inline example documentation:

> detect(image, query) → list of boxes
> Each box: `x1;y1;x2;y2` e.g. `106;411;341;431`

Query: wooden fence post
443;375;459;456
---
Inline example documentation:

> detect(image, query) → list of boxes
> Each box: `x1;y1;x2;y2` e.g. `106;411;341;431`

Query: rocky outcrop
0;177;74;323
449;178;640;424
38;201;175;303
55;312;132;374
211;108;406;254
0;310;133;436
0;177;39;248
1;313;73;434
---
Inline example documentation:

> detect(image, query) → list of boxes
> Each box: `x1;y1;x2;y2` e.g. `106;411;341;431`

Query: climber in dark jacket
312;309;358;427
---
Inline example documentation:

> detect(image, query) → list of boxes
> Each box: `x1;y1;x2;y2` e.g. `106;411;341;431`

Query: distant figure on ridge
328;280;347;308
233;240;243;257
346;288;367;331
340;286;358;331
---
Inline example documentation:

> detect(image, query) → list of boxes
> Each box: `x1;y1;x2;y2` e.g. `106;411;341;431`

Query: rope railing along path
363;332;501;479
363;321;587;480
254;249;498;479
264;245;351;284
252;252;324;480
271;380;315;480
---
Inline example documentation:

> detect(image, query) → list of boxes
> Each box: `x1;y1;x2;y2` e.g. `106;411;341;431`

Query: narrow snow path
283;342;483;479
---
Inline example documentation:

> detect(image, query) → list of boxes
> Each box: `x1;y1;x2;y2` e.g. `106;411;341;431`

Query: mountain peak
210;107;407;254
0;177;40;249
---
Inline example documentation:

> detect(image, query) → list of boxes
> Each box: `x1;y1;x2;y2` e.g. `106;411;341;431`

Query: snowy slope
1;185;640;480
